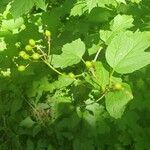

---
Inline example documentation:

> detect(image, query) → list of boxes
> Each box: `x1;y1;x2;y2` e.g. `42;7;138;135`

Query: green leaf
53;75;74;89
26;77;52;97
0;1;11;16
49;95;73;120
85;0;99;12
0;38;6;51
55;112;80;131
100;14;134;44
11;0;46;18
70;1;87;16
35;0;46;10
92;62;109;88
83;111;96;127
96;0;117;8
52;39;85;68
110;14;134;31
48;144;55;150
105;83;133;119
106;31;150;74
27;75;74;98
100;30;112;44
88;43;101;56
1;17;24;31
11;0;34;18
73;137;95;150
116;0;126;4
20;117;35;128
26;139;34;150
131;0;142;4
70;0;117;16
11;98;23;115
70;0;100;16
86;103;105;117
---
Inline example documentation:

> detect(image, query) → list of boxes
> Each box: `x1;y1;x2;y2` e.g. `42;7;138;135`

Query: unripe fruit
19;51;26;57
45;30;51;37
22;54;30;60
68;72;75;79
113;83;123;90
25;45;32;51
19;51;30;60
32;53;40;60
29;39;36;47
85;61;93;68
18;65;26;72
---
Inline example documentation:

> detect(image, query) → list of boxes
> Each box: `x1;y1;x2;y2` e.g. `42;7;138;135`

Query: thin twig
80;91;107;107
36;45;47;60
47;37;51;59
81;58;86;64
44;60;64;76
93;47;102;62
75;73;84;78
86;93;106;106
109;69;114;86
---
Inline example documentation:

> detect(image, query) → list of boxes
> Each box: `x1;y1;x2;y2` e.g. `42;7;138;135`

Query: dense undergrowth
0;0;150;149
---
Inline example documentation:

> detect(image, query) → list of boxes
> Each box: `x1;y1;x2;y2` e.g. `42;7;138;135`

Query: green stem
47;37;51;59
36;46;47;60
81;58;86;64
81;92;106;107
109;69;114;86
44;60;64;76
93;47;102;62
75;73;84;78
95;93;106;103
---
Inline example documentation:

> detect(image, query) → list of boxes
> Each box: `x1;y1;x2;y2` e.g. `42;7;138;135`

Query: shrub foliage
0;0;150;149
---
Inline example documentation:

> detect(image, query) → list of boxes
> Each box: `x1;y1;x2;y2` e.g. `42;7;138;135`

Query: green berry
32;53;40;60
29;39;36;47
85;61;93;68
113;83;123;90
18;65;26;72
19;51;26;57
19;51;30;60
25;45;32;51
22;54;30;60
45;30;51;37
68;72;75;79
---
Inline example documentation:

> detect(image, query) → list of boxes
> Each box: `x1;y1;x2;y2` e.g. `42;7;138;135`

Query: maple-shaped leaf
100;14;134;45
51;39;85;68
11;0;46;18
70;0;117;16
106;31;150;74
